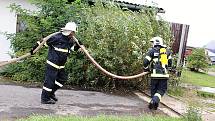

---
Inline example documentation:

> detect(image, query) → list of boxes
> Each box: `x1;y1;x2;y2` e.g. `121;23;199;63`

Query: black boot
41;89;56;104
50;93;58;101
153;96;160;110
50;86;59;101
148;100;154;109
148;96;160;110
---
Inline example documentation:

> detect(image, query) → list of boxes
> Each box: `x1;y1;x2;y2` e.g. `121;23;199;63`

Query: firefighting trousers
42;64;68;94
150;78;167;98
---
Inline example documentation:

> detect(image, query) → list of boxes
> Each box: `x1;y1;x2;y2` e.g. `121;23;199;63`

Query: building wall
0;0;36;61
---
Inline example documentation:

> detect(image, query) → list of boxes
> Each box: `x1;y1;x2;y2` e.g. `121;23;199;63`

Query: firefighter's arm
143;50;153;71
74;40;83;51
70;39;83;53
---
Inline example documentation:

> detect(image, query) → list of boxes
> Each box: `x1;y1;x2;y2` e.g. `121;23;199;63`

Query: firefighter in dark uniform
143;37;172;110
30;22;83;104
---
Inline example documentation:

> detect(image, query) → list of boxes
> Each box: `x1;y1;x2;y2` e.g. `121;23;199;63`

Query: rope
0;32;149;80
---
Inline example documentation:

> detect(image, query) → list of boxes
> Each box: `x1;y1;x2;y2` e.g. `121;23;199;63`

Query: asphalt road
0;84;166;121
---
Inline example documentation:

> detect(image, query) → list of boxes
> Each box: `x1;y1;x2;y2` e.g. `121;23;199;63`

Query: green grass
209;65;215;72
206;103;215;108
197;91;215;99
181;70;215;88
210;65;215;69
168;86;185;97
19;115;185;121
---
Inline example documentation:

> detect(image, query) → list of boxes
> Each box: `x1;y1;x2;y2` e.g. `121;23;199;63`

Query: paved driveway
0;84;165;121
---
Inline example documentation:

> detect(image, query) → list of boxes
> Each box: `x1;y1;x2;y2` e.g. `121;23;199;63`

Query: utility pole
177;24;186;67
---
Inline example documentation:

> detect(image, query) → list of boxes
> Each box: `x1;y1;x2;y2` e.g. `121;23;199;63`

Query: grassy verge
181;70;215;88
19;115;185;121
168;86;185;97
197;91;215;99
210;65;215;69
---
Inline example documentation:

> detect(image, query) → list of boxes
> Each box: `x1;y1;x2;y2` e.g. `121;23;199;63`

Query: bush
2;0;171;89
184;106;202;121
187;48;209;72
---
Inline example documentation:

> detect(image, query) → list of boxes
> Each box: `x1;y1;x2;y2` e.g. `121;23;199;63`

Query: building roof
206;49;215;57
205;40;215;53
210;56;215;61
87;0;165;13
115;0;165;13
115;0;147;6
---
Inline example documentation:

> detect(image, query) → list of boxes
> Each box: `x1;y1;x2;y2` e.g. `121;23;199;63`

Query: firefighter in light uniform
143;37;172;110
30;22;83;104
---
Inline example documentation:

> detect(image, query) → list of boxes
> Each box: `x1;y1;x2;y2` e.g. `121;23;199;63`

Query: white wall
0;0;37;61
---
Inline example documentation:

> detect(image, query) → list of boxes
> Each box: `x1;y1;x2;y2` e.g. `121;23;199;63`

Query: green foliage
187;48;209;72
2;0;171;89
209;65;215;72
197;91;215;99
168;86;184;97
168;76;184;97
168;59;184;96
184;106;202;121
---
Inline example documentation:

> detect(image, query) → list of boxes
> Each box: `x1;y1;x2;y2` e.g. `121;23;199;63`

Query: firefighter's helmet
61;22;77;36
150;37;164;47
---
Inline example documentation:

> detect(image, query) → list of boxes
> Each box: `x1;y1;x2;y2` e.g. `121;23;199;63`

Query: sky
156;0;215;47
122;0;215;47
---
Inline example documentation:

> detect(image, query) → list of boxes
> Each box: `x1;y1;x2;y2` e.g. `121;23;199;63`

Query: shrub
187;48;209;72
184;106;202;121
2;0;171;89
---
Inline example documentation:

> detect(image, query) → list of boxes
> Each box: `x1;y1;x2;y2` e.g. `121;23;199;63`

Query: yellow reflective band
43;86;52;92
154;93;162;100
145;56;152;61
55;81;63;87
47;60;65;69
151;73;169;78
53;46;69;53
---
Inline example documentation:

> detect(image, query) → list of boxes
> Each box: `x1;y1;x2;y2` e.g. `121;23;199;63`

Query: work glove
77;47;84;53
74;40;83;52
30;43;39;55
168;67;176;73
143;67;150;72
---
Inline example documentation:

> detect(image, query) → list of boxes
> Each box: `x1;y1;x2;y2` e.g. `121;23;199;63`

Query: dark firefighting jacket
143;46;172;78
46;32;81;69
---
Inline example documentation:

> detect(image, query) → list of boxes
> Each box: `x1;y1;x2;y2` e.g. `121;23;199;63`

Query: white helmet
150;36;164;47
61;22;77;36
